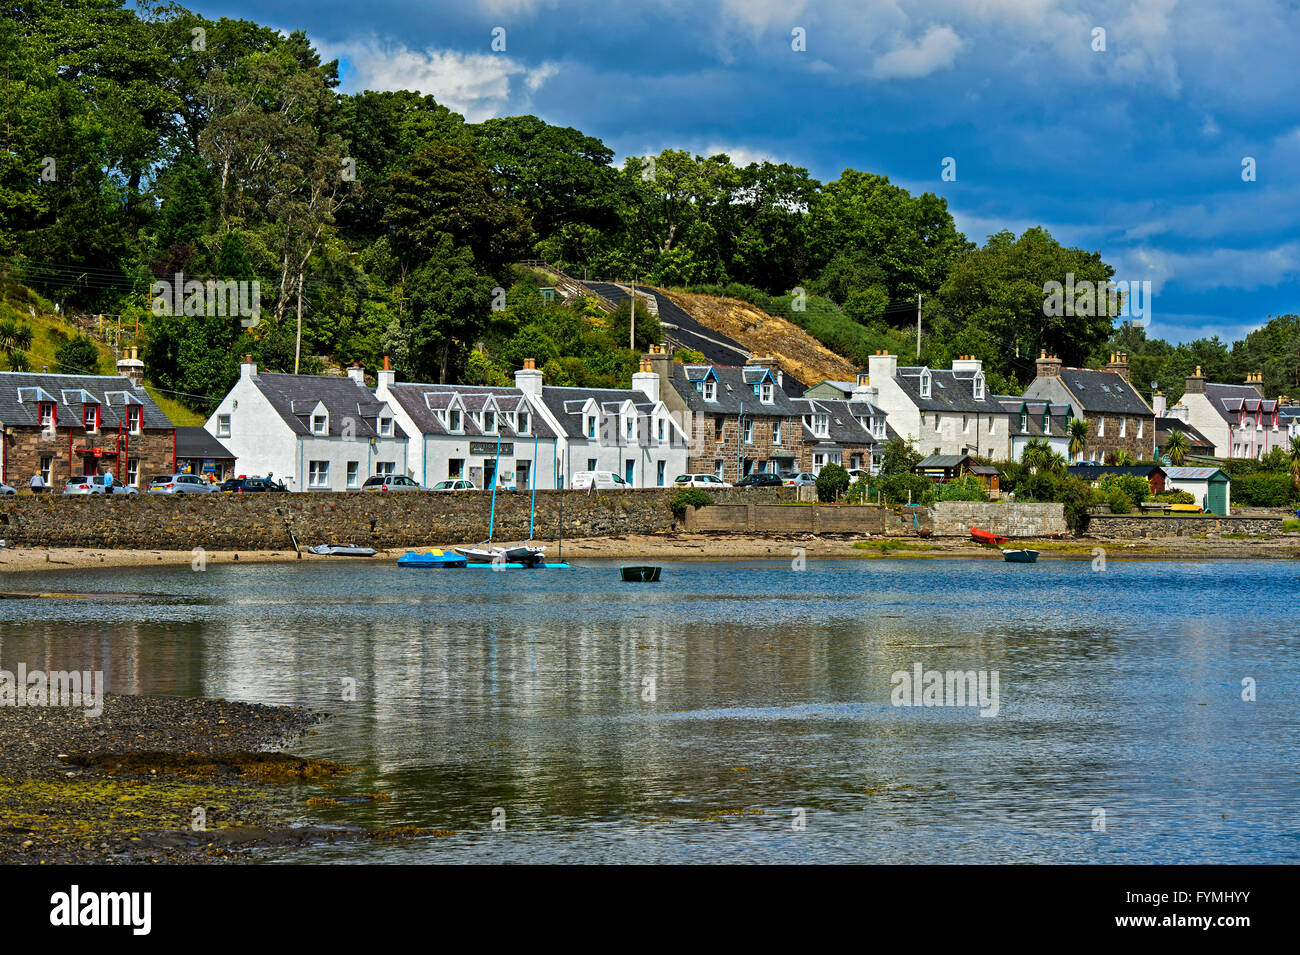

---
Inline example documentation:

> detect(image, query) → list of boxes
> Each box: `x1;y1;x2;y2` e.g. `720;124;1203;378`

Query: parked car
219;476;288;493
846;468;872;483
735;472;783;489
783;472;818;487
431;479;478;491
147;473;216;494
572;470;632;490
0;482;15;495
63;474;137;495
362;474;423;492
673;473;732;489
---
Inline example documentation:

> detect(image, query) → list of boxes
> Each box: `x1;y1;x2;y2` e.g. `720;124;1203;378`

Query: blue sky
195;0;1300;345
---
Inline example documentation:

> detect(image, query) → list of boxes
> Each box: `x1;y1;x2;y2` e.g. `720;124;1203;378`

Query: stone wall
684;502;885;534
0;488;783;550
929;501;1068;537
2;427;175;489
1086;514;1283;538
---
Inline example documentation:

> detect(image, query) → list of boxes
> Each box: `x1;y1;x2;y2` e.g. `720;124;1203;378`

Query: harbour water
1;557;1296;863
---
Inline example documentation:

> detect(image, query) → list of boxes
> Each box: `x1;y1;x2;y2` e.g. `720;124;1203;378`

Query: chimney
240;354;257;380
632;357;660;403
867;350;898;384
1184;365;1206;395
1167;402;1189;423
951;354;983;373
1035;349;1062;379
1152;391;1167;418
646;344;674;392
1106;352;1131;382
346;362;365;386
116;346;144;389
376;355;396;394
851;383;879;406
514;356;543;399
1246;371;1265;397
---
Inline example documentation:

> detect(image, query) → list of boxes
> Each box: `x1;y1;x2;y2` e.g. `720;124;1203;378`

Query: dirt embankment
658;289;859;385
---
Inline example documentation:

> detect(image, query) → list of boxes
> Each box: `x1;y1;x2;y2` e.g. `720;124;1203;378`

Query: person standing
29;473;46;494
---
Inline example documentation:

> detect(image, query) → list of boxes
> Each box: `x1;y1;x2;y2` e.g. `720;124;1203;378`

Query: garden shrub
669;488;713;517
1232;473;1292;507
815;462;850;502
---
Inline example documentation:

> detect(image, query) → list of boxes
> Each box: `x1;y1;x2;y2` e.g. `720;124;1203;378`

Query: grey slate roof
0;371;172;430
893;368;1005;415
1203;383;1278;423
668;364;802;416
385;382;556;439
1053;369;1151;415
175;426;234;460
1068;464;1165;480
997;395;1073;437
537;385;657;438
252;373;407;439
1155;418;1214;451
789;396;885;446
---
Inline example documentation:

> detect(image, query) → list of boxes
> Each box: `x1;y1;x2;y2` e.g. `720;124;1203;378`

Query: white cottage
205;357;408;490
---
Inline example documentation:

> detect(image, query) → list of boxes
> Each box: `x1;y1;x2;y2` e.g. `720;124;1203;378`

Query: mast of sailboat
486;430;502;541
529;431;538;540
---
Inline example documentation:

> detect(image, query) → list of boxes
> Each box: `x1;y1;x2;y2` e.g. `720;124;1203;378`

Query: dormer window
656;417;665;441
1042;411;1050;433
83;403;100;432
127;406;142;434
379;416;393;437
448;409;462;433
1020;411;1028;432
812;414;829;438
760;382;773;404
312;413;328;435
483;411;497;434
586;414;596;438
919;370;931;399
39;402;56;432
703;380;717;401
625;415;635;441
973;373;985;401
517;411;530;434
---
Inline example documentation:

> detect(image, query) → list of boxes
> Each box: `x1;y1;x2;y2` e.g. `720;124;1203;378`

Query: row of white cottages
205;357;695;491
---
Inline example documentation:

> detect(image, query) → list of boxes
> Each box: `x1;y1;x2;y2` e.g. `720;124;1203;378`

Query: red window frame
128;406;142;432
83;403;100;431
38;402;56;430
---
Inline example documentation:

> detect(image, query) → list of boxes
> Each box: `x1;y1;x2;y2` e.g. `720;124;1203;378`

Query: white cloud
871;25;964;79
319;38;557;122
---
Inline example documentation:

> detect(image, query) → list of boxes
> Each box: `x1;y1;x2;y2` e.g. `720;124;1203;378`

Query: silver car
63;474;138;495
0;482;15;495
147;473;215;494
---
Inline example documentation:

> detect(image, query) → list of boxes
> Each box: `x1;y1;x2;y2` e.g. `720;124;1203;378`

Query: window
812;415;829;438
761;382;773;403
126;458;138;487
587;458;597;471
962;415;969;434
934;413;942;432
517;411;530;434
375;461;395;476
973;374;985;400
1120;418;1127;438
744;419;754;444
773;420;783;445
346;461;360;488
40;456;53;484
703;381;717;401
483;412;497;434
714;459;724;478
38;402;55;432
217;414;231;438
448;459;464;479
657;418;665;442
308;461;329;488
813;452;826;470
128;406;142;434
875;418;886;440
1097;417;1105;437
657;461;666;486
989;415;996;435
379;417;393;437
586;415;596;439
919;370;931;399
312;414;327;435
1137;419;1144;439
1020;411;1028;432
448;409;462;433
83;404;99;432
626;416;635;440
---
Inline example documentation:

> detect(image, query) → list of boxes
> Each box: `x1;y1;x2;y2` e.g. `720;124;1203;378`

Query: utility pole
916;294;922;359
630;273;637;350
293;270;303;375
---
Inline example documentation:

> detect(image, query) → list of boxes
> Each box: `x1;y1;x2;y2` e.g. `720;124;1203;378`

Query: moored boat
970;527;1008;545
1001;549;1039;563
308;544;377;557
398;549;467;568
621;565;661;582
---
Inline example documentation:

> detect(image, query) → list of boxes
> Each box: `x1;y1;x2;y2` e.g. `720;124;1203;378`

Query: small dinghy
398;549;467;568
1001;549;1039;563
455;544;546;566
621;565;661;582
309;544;377;557
970;527;1008;545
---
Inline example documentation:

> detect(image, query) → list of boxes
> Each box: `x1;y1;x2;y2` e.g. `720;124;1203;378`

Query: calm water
1;557;1296;864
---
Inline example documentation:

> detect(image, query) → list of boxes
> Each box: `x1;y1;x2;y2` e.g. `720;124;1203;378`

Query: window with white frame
934;413;941;432
761;382;773;403
989;415;996;434
812;415;829;438
379;416;393;436
744;419;754;444
517;411;530;434
1020;411;1028;431
483;411;496;434
586;415;596;438
919;370;931;399
312;414;327;435
703;380;716;401
962;415;969;433
773;420;783;445
308;460;329;487
128;406;142;434
217;414;231;438
448;409;462;432
375;461;395;476
973;373;985;400
1137;419;1144;439
126;458;138;486
1098;417;1105;437
626;415;635;440
346;461;360;488
40;455;53;484
1120;418;1127;438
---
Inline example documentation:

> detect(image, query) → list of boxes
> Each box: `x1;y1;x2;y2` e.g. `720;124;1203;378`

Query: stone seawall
1087;514;1283;538
0;488;787;550
684;503;886;534
929;502;1068;537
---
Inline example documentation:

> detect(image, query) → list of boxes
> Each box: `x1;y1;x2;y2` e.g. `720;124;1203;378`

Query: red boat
970;527;1007;545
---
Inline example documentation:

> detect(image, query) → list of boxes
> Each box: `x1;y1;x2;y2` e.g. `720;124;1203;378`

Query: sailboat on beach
454;431;547;566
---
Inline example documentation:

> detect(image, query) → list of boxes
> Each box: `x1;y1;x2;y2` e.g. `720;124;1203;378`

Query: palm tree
1113;449;1135;466
1165;429;1190;467
1021;437;1050;472
1067;418;1089;463
0;317;32;371
1046;450;1068;474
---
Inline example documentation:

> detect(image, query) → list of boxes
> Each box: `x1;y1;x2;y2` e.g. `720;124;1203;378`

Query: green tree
54;334;100;374
1164;429;1190;466
1067;418;1089;462
879;436;922;476
815;462;850;502
0;317;33;370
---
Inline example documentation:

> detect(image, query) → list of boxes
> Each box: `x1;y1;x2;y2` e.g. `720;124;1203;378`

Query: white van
571;470;631;490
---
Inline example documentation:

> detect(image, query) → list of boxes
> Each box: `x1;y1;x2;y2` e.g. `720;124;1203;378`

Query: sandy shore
1;532;1298;574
